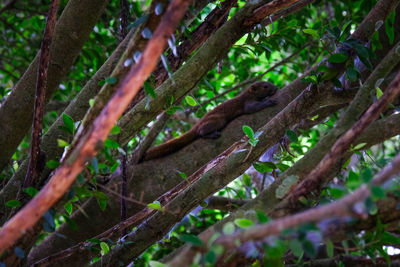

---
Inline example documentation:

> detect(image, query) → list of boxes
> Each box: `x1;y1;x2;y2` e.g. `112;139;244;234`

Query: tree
0;0;400;266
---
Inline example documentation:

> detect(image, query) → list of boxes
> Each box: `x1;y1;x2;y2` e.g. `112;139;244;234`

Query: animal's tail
143;129;197;161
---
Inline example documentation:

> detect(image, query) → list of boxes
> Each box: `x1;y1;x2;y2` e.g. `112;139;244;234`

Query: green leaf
144;81;156;98
176;170;187;179
185;95;197;106
109;125;121;135
57;139;69;147
64;202;73;215
100;242;110;255
381;231;400;244
327;187;346;199
205;250;216;264
303;28;319;38
371;186;386;200
97;199;107;211
234;218;254;228
242;125;254;140
328;53;348;63
242;173;251;186
6;199;21;207
376;87;383;99
276;163;290;172
352;142;367;151
385;11;395;45
346;67;358;82
46;160;60;169
286;129;298;142
289;239;303;258
148;201;164;211
256;210;269;224
89;99;95;107
326;240;334;258
180;234;204;246
62;113;75;135
23;187;38;197
346;171;361;190
253;162;273;173
105;77;117;84
362;168;373;183
104;139;119;149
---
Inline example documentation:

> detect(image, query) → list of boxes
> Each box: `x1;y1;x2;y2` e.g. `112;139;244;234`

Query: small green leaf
276;163;290;172
242;125;254;139
180;234;204;246
286;130;298;143
328;53;348;63
89;99;95;107
242;173;251;186
105;77;117;84
303;28;319;38
110;125;121;135
23;187;38;197
234;218;254;228
46;160;60;169
57;139;69;147
371;186;386;200
205;250;216;264
6;199;21;207
352;142;367;151
100;242;110;255
148;201;164;211
64;202;73;215
289;239;303;258
253;162;273;173
362;168;373;183
255;210;269;224
376;87;383;99
62;114;75;135
177;170;187;179
104;139;119;149
144;81;156;98
346;67;358;82
326;240;334;258
185;95;197;106
381;231;400;244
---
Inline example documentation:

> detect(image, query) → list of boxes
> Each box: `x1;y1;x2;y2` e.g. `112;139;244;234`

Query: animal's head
246;81;278;100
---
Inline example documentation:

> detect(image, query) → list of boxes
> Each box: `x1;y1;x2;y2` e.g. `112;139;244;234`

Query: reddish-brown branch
0;0;191;253
24;0;60;189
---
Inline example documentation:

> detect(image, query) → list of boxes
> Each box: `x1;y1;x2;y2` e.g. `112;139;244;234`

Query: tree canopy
1;0;400;266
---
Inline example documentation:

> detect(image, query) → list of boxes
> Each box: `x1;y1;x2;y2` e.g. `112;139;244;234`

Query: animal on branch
143;81;278;161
